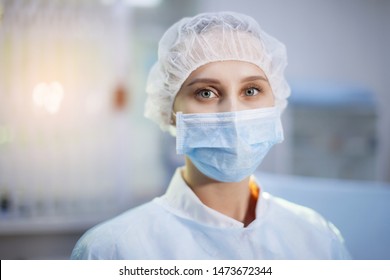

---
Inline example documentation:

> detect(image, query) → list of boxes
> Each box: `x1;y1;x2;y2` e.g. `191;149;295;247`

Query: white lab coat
71;168;350;259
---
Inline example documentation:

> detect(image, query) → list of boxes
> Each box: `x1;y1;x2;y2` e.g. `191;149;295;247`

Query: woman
71;11;350;259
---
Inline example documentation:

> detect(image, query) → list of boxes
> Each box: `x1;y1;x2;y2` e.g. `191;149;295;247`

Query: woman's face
173;60;274;115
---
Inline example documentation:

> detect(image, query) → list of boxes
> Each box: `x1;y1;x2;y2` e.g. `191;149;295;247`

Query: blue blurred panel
289;81;375;108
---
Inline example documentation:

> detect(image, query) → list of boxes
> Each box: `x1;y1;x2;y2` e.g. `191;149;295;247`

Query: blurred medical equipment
268;81;377;181
0;0;135;240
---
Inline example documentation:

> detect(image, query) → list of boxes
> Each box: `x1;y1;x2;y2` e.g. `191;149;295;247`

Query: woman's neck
182;157;257;227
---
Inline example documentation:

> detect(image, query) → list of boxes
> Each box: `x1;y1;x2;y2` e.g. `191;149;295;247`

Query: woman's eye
244;87;260;96
197;89;217;99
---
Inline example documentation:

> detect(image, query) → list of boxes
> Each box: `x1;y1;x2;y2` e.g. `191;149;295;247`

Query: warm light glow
32;82;64;114
125;0;162;7
0;125;7;145
0;125;12;145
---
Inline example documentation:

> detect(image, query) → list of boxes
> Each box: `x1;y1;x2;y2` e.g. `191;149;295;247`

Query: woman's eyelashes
194;85;264;100
242;83;265;96
243;86;262;97
195;88;219;100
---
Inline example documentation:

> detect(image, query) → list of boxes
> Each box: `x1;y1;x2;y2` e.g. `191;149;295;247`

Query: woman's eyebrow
186;78;221;87
241;76;268;82
186;76;268;87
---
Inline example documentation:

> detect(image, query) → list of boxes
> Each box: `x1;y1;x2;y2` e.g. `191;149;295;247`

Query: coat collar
154;167;269;229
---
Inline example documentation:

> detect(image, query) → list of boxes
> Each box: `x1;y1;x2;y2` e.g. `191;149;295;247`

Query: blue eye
197;89;217;99
244;88;259;96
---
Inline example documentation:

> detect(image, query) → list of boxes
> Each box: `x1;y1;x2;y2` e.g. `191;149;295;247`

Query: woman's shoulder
260;192;350;259
262;192;344;242
70;200;166;259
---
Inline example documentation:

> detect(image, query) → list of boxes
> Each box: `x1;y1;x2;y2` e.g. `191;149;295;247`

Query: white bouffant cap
144;11;290;132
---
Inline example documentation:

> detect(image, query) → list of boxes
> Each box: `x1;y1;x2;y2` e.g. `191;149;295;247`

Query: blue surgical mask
175;107;284;182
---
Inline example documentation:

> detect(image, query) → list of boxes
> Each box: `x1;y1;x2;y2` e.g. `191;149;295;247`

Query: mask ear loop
170;111;177;125
169;111;177;136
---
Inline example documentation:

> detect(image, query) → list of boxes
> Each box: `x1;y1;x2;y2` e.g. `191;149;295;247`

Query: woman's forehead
185;60;267;84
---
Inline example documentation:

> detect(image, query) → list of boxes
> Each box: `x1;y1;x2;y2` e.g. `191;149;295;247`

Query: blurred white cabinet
285;82;377;180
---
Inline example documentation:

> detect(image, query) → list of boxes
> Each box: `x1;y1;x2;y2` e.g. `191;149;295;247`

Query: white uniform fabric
71;168;350;259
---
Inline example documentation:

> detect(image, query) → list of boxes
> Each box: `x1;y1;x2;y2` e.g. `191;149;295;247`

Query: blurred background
0;0;389;260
